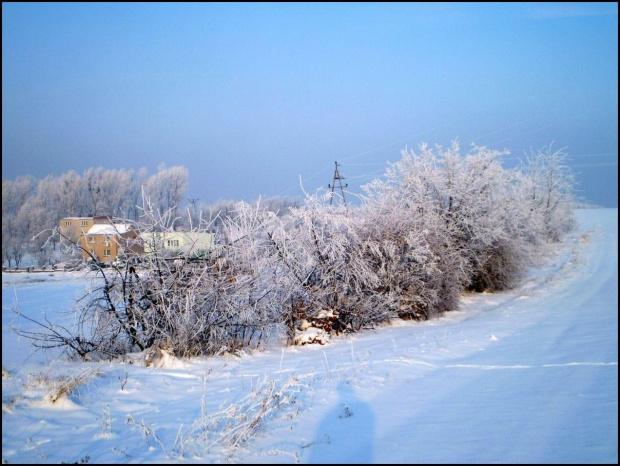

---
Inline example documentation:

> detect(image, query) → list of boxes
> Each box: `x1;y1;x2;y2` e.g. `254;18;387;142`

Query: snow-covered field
2;209;617;464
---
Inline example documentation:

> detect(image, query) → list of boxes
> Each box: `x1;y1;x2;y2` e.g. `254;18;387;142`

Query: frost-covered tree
522;146;576;242
2;177;37;266
363;141;543;294
2;214;25;267
144;164;188;226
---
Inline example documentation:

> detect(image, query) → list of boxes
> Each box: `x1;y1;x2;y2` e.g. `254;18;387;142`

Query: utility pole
187;198;199;223
328;161;348;206
187;198;199;211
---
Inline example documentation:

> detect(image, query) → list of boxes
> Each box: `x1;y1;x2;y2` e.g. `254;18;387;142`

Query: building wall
78;230;142;263
79;233;119;263
59;217;95;243
59;217;112;244
140;232;214;256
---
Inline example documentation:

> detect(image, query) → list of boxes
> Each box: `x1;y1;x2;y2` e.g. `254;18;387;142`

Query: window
81;220;89;227
88;236;95;243
89;249;95;256
103;235;111;246
167;239;180;247
65;221;71;227
103;249;111;257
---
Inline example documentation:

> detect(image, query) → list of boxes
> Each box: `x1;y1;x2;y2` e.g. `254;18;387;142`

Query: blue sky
2;2;618;207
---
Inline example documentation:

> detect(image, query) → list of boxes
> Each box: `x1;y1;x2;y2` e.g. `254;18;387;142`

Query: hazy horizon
3;3;618;207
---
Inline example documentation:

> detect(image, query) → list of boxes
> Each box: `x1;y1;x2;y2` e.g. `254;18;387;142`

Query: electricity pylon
328;161;347;206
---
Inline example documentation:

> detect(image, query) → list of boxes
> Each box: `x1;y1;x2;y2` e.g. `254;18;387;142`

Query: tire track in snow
375;358;617;370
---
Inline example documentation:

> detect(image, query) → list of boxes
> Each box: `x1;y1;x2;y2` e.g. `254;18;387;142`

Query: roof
86;224;133;235
138;231;214;239
61;216;117;220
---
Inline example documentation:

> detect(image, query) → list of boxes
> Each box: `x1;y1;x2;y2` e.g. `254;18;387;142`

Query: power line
568;153;618;158
343;162;389;167
572;162;618;168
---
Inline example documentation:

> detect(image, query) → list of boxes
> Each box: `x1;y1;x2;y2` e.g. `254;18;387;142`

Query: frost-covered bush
17;199;290;360
263;192;393;339
114;200;289;357
362;141;574;295
434;142;530;292
361;147;470;319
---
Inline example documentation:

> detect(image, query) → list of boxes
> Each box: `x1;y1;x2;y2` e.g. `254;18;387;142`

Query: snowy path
2;209;617;464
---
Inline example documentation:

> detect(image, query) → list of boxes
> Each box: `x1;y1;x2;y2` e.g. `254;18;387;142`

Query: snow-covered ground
2;209;617;464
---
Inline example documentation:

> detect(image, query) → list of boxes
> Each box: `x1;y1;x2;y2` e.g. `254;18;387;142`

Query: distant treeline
2;164;299;267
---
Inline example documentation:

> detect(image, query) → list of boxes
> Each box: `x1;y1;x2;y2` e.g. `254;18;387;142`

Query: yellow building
59;216;111;244
59;217;143;263
80;223;143;263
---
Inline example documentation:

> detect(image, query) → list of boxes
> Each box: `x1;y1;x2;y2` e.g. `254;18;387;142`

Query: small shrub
43;369;101;404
